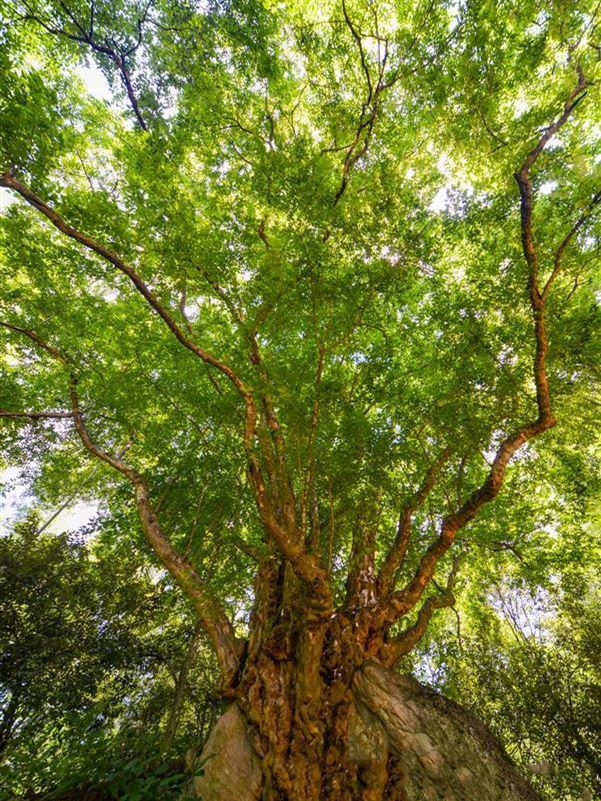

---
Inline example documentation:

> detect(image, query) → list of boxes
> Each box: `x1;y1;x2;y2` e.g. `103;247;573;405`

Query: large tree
1;0;599;799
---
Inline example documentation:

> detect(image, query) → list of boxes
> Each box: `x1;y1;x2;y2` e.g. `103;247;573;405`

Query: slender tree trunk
0;691;19;759
161;621;204;752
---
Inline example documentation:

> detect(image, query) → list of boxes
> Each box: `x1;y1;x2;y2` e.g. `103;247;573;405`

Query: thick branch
70;378;243;687
0;176;250;398
194;267;298;541
246;455;332;618
377;447;451;598
300;344;324;539
1;176;321;598
344;507;380;610
3;317;321;622
373;70;590;627
380;559;459;666
1;321;242;686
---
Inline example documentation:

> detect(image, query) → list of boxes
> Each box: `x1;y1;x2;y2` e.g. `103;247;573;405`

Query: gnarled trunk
194;658;543;801
188;542;544;801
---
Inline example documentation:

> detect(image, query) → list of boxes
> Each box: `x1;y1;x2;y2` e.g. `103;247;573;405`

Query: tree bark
193;661;543;801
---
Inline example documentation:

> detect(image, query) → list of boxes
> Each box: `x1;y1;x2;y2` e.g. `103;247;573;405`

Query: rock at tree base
193;704;262;801
193;663;543;801
353;663;542;801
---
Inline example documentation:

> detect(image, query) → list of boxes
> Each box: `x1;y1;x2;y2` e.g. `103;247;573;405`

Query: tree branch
0;319;67;361
542;189;601;301
334;0;393;203
71;386;243;689
0;175;250;398
197;267;300;547
300;344;324;539
377;446;452;598
372;68;590;628
380;557;459;665
22;0;149;130
246;452;332;617
344;504;381;611
0;178;326;607
0;409;73;420
1;321;243;688
332;3;463;203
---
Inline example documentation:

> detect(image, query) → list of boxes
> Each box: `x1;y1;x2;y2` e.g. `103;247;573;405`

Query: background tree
405;502;601;801
0;0;599;799
0;510;221;799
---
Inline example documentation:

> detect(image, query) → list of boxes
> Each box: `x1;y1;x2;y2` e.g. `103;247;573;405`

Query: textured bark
193;663;543;801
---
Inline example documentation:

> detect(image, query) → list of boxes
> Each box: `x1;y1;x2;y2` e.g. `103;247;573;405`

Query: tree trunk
193;661;543;801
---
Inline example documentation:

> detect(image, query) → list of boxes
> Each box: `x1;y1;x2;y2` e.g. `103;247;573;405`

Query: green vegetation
0;513;219;797
0;0;599;799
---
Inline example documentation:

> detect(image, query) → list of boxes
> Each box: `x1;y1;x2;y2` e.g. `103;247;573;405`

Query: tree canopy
0;0;599;799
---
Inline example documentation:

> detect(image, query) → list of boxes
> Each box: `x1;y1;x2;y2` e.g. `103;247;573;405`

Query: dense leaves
0;0;599;798
0;514;219;798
